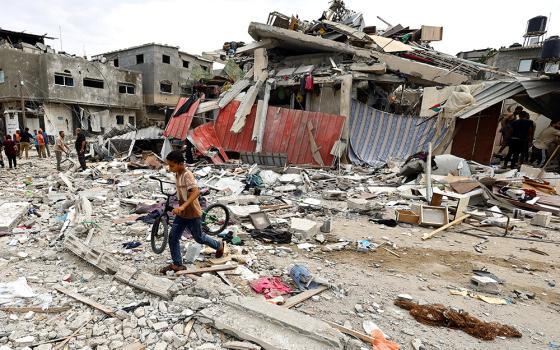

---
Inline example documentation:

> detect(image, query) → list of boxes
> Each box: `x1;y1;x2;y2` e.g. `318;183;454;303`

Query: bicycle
149;176;230;254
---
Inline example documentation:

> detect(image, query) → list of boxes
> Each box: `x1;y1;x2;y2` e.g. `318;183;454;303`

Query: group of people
1;127;87;172
499;106;560;169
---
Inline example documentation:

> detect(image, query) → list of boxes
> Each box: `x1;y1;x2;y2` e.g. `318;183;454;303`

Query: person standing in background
75;128;87;171
19;128;33;159
36;130;46;158
504;111;534;169
42;129;51;157
54;130;70;171
14;130;21;158
3;135;17;169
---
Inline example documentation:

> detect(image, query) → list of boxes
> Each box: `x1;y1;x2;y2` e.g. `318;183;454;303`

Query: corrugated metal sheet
213;100;346;165
110;126;163;140
163;97;201;140
349;100;448;168
187;123;229;164
455;81;524;119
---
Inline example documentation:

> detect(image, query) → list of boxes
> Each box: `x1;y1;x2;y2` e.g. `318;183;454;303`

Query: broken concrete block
531;211;552;227
200;296;345;350
276;185;297;192
290;218;319;240
322;190;347;201
346;198;381;211
217;195;259;206
0;202;29;232
279;174;303;184
470;275;500;295
223;341;261;350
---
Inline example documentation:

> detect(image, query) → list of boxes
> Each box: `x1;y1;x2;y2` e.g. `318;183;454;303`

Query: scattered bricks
531;211;552;227
290;218;319;240
471;276;500;295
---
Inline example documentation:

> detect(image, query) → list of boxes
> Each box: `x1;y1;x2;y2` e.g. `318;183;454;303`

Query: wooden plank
0;306;71;313
54;286;116;317
255;79;273;152
122;342;146;350
324;320;375;343
422;214;470;240
53;316;92;350
306;121;324;166
231;79;263;133
184;319;195;338
283;285;328;308
175;264;238;276
218;79;252;109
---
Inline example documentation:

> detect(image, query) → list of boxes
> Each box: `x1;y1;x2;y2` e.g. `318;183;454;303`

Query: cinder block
531;211;552;227
290;218;319;240
470;275;500;295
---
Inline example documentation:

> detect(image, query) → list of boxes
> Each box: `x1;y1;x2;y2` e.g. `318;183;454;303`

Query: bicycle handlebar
148;176;176;196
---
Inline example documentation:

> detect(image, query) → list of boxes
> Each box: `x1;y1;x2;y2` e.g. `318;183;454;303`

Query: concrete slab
0;202;29;232
290;218;319;240
200;296;345;350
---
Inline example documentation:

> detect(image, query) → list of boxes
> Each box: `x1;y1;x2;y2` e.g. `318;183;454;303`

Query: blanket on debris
348;100;449;168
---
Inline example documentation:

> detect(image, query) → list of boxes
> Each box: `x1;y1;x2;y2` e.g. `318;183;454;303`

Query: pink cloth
250;277;292;299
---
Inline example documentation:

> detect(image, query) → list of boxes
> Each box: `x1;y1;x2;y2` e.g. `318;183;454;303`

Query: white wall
43;103;73;136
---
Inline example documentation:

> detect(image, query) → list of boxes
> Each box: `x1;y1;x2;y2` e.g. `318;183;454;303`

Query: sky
2;0;559;60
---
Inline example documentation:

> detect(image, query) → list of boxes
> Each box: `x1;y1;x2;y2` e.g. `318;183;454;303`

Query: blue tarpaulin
348;100;448;168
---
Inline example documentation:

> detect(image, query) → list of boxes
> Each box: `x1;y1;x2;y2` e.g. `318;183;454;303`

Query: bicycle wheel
151;215;169;254
202;203;230;235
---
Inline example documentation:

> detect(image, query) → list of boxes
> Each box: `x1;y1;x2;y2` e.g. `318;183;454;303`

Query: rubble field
1;155;559;350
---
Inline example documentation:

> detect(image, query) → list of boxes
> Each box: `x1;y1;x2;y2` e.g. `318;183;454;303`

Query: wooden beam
307;121;325;166
0;306;71;313
54;286;116;318
231;79;263;133
422;214;470;240
283;285;329;308
219;79;252;109
175;264;238;276
255;79;273;152
53;316;92;350
324;320;375;344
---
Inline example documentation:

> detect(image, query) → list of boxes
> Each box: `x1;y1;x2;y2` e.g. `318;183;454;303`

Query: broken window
160;81;172;94
162;55;170;64
54;73;74;86
518;59;533;73
118;83;135;94
0;69;4;83
182;60;190;68
128;116;136;126
113;58;119;67
201;65;208;71
136;54;144;64
83;78;104;89
116;115;124;125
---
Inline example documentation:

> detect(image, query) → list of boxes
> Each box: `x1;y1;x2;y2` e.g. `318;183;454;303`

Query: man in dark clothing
75;128;87;171
3;135;18;169
19;128;34;159
504;111;534;169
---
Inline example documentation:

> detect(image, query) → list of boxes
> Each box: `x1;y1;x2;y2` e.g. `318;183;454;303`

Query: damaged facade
94;44;213;125
0;29;143;137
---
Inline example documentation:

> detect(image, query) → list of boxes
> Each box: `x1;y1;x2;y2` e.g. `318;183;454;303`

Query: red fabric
304;74;314;91
250;277;292;299
3;140;17;157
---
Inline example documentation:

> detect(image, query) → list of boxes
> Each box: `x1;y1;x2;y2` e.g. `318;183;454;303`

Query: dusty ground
1;157;559;350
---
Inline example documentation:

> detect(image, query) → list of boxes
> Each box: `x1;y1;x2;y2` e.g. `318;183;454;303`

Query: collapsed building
152;1;560;169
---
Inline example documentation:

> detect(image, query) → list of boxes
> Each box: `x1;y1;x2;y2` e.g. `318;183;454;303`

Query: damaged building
156;2;559;170
94;44;213;125
0;28;144;138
